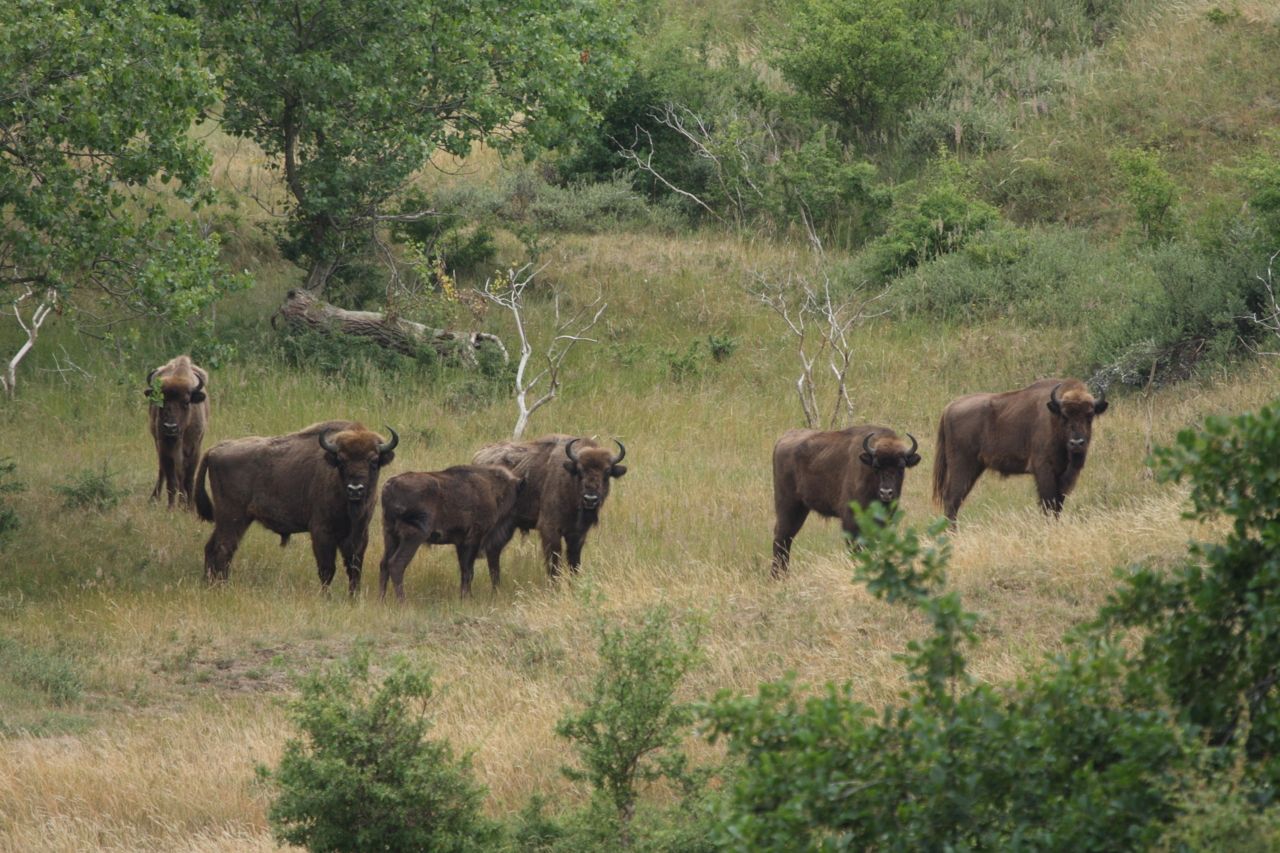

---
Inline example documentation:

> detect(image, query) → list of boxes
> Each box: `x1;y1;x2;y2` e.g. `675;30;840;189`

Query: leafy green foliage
201;0;640;289
259;651;499;853
707;504;1189;850
274;322;438;379
1101;402;1280;798
868;158;1001;278
0;0;236;389
1111;147;1182;243
0;636;82;708
54;465;126;512
770;0;952;136
556;607;703;834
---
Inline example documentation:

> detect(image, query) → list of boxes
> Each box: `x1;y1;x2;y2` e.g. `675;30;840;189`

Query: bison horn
565;437;582;463
192;372;204;395
1050;382;1064;408
145;367;159;388
1094;385;1106;406
378;425;399;454
862;432;877;457
318;430;339;454
610;438;626;465
905;432;918;456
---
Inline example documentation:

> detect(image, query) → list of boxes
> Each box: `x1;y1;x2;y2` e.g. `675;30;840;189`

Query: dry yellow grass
1;222;1271;849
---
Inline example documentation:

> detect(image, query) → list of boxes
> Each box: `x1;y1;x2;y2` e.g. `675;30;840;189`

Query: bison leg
340;528;368;596
456;543;478;597
540;533;564;579
379;526;422;602
203;516;248;582
311;532;340;589
157;451;180;508
565;533;587;574
941;460;985;525
150;465;164;502
770;502;809;579
485;547;503;591
180;450;200;510
1034;466;1066;518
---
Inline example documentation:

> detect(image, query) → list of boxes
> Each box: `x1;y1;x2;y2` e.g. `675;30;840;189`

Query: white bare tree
1244;250;1280;355
755;218;889;429
478;265;607;439
2;286;60;398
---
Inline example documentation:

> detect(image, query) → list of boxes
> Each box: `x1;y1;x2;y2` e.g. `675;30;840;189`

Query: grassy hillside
3;1;1280;849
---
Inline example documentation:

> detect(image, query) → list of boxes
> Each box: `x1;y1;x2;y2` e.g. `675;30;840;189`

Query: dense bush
1101;402;1280;799
707;506;1190;850
769;0;953;137
1111;147;1182;243
55;464;126;512
259;652;499;853
274;322;438;379
0;458;22;546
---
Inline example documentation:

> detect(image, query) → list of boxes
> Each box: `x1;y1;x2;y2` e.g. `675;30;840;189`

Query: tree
0;0;232;396
201;0;638;293
770;0;952;138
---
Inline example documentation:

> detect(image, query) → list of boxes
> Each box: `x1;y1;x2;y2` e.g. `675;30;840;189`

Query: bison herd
145;353;1108;598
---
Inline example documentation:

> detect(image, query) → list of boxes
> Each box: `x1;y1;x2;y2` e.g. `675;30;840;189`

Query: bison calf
473;434;627;577
195;420;397;592
145;355;208;509
378;465;523;600
933;378;1108;523
771;426;920;578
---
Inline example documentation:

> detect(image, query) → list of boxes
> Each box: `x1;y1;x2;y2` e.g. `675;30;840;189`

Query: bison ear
611;464;627;479
859;451;875;467
563;461;580;476
1093;400;1109;415
1046;398;1062;417
905;453;922;468
189;390;207;404
378;450;396;467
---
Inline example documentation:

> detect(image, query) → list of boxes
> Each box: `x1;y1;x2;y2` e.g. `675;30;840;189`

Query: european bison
145;355;208;509
194;420;397;591
771;426;920;578
933;378;1108;523
378;465;524;600
472;434;627;577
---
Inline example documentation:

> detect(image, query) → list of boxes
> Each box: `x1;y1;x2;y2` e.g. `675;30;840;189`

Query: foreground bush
259;652;498;853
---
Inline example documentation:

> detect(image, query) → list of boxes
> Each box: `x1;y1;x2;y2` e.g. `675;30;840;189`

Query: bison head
146;369;206;440
319;425;398;504
858;432;921;505
1047;382;1108;461
563;438;627;511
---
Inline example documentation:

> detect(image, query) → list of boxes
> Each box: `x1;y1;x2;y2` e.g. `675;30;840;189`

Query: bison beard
771;426;920;578
378;465;523;600
194;420;397;592
145;355;209;510
932;378;1108;523
472;434;627;577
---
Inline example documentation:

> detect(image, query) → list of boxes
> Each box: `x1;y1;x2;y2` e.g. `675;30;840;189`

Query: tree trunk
272;289;507;367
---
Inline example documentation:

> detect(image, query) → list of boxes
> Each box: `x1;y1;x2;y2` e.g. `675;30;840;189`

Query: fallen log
272;289;508;367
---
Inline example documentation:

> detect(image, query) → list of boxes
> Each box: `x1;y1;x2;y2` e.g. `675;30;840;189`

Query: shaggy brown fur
378;465;523;600
145;355;209;509
932;378;1108;523
771;425;920;578
194;420;397;591
473;434;627;577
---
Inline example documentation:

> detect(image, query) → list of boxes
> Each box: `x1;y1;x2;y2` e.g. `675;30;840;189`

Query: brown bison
472;434;627;577
771;426;920;578
933;378;1108;523
194;420;397;591
145;355;209;509
378;465;524;600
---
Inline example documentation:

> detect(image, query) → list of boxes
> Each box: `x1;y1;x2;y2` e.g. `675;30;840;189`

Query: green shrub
55;464;126;512
274;322;438;379
1100;402;1280;798
1111;147;1182;243
661;341;704;383
705;333;738;363
769;0;953;137
0;637;83;707
556;607;704;840
868;158;1001;278
706;505;1190;850
259;651;499;853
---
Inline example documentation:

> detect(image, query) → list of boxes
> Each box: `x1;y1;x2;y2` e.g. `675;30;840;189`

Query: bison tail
931;417;948;508
194;454;214;522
